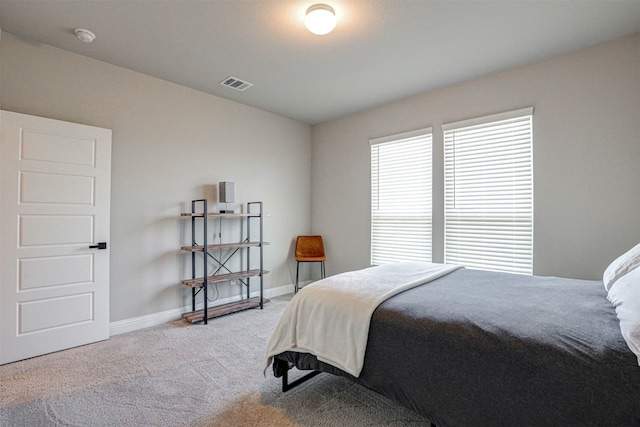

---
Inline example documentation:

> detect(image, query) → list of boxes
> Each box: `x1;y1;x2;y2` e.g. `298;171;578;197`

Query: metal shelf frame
181;199;267;324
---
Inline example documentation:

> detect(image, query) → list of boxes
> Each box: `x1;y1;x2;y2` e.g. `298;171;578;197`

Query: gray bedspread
273;268;640;426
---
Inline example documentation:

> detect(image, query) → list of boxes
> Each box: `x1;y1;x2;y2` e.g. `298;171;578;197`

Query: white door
0;111;112;365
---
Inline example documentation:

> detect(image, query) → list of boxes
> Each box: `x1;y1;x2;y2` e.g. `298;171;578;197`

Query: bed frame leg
280;370;437;426
282;369;320;392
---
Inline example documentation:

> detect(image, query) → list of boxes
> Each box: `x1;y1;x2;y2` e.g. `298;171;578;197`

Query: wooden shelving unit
180;200;268;324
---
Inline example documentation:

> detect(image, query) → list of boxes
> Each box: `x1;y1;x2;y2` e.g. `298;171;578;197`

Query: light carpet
0;297;432;426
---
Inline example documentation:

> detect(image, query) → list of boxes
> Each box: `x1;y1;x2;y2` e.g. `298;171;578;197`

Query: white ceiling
1;1;639;125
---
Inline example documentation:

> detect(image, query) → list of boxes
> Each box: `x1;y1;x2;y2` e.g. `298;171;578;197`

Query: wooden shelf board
181;269;269;287
182;297;269;323
180;212;263;218
181;241;269;252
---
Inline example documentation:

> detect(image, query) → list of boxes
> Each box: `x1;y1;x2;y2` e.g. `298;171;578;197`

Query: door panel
19;254;94;290
20;128;96;166
19;214;94;246
1;110;111;364
20;171;95;205
19;293;94;334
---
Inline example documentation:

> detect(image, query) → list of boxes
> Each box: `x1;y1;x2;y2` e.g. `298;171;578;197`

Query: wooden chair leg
295;261;300;293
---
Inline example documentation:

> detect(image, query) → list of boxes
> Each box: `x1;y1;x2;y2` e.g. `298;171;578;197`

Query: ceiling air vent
220;76;254;92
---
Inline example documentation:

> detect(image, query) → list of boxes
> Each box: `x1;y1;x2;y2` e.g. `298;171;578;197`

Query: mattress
273;268;640;426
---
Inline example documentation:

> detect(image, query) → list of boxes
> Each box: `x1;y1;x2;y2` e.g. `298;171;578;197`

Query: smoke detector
74;28;96;43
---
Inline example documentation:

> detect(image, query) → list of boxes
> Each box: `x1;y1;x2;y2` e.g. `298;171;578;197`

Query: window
443;108;533;274
370;128;432;265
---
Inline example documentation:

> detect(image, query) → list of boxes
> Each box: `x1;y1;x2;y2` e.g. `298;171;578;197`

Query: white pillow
607;265;640;366
603;242;640;291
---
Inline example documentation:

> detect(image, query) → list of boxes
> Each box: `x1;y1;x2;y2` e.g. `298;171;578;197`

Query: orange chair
295;235;326;293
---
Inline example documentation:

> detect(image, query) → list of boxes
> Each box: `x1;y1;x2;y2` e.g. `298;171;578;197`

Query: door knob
89;242;107;250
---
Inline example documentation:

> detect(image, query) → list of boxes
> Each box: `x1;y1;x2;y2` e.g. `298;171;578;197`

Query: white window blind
370;128;432;265
443;108;533;274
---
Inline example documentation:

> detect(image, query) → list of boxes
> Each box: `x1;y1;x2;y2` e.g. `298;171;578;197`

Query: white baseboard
109;283;298;336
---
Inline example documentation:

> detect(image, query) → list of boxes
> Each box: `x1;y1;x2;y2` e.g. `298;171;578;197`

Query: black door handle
89;242;107;250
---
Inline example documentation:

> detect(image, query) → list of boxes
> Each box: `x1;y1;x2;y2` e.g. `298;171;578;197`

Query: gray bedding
273;268;640;426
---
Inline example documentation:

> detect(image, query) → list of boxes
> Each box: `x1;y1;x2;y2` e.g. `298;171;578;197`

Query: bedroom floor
0;295;432;426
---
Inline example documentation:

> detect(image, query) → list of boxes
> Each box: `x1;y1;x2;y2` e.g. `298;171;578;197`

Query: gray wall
2;29;638;328
311;34;640;280
1;32;312;323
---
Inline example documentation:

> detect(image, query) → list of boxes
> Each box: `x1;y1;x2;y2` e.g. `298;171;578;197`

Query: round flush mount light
74;28;96;43
305;4;336;35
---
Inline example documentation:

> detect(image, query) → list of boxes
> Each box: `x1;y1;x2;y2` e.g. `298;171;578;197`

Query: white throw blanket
265;262;461;377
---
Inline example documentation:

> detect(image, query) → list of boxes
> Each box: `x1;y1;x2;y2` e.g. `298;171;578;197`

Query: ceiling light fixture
305;4;336;35
74;28;96;43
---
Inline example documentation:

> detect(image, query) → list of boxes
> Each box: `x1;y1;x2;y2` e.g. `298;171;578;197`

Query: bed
265;252;640;426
